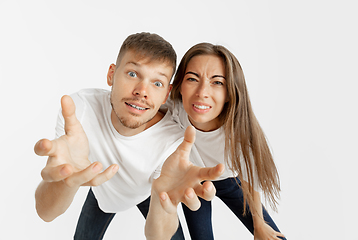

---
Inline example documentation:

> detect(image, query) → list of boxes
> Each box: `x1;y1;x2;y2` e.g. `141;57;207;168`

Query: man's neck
145;111;164;130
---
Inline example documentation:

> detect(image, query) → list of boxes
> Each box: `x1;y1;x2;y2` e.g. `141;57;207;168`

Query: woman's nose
195;81;209;98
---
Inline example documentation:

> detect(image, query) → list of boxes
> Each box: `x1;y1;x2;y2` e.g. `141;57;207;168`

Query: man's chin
119;116;155;130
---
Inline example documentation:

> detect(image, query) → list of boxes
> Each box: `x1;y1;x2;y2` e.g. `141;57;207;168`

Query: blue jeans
182;177;286;240
74;188;184;240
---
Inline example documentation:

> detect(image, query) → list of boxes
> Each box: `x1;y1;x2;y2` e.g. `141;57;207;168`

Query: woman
169;43;286;239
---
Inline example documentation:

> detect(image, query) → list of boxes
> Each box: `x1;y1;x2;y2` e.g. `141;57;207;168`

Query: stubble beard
110;98;156;130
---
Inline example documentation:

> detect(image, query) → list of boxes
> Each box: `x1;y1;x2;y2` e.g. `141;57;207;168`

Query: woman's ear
107;64;116;86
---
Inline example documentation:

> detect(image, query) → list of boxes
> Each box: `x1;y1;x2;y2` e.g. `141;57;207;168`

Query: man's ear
163;84;173;104
107;64;116;86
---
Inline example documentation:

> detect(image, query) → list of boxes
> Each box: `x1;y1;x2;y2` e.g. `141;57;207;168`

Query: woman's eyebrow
185;71;226;80
212;74;226;79
185;71;199;77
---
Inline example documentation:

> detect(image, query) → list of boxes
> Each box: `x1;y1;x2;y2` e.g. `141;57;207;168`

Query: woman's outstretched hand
154;126;224;212
146;126;224;240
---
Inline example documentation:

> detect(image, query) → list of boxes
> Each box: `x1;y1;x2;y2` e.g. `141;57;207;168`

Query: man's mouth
126;102;149;111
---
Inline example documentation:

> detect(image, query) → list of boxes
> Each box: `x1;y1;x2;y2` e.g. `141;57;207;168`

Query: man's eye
128;71;137;78
154;81;163;87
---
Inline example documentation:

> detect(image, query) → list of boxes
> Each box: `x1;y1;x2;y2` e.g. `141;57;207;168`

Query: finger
34;139;56;157
198;163;225;181
159;192;177;214
63;162;103;188
82;164;119;186
195;181;216;201
34;139;51;156
276;232;286;239
182;188;201;211
176;126;196;157
61;95;80;136
41;164;74;182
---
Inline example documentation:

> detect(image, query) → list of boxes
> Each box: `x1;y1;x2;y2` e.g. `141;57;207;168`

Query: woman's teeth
194;104;210;110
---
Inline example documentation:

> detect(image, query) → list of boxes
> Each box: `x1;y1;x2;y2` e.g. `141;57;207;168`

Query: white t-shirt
166;99;260;191
55;89;186;212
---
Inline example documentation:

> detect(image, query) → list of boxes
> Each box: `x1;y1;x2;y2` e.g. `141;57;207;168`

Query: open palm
153;126;224;213
35;95;118;187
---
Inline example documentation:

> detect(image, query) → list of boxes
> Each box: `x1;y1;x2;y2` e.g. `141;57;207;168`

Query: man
34;32;218;239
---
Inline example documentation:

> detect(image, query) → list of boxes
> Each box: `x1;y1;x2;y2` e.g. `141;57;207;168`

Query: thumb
177;126;196;155
184;126;196;144
61;95;79;135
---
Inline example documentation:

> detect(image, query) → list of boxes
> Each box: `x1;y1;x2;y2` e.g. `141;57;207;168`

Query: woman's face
180;54;227;132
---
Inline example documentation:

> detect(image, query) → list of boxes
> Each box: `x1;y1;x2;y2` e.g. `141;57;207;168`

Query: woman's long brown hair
171;43;281;213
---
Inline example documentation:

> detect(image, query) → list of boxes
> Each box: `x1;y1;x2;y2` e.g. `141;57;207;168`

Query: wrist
252;214;265;228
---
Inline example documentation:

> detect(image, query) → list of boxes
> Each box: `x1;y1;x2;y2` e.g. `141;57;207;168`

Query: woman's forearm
145;190;178;240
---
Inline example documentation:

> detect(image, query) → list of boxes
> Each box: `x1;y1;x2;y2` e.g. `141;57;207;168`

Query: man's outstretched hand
34;95;119;222
34;95;119;187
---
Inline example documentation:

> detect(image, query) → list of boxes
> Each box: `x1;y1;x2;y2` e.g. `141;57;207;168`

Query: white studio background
1;0;357;239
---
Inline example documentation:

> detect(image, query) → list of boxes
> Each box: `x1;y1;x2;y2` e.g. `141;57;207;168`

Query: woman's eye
154;81;163;87
213;81;224;86
128;71;137;78
187;78;197;82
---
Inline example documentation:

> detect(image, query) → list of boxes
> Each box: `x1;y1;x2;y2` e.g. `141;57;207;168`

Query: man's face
107;50;173;135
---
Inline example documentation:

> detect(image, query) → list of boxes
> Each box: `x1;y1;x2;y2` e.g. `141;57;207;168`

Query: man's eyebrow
159;72;170;79
126;61;139;66
126;61;170;81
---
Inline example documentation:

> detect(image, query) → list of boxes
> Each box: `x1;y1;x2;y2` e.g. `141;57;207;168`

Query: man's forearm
35;180;79;222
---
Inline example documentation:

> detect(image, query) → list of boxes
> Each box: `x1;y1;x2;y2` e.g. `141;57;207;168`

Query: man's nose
133;81;148;98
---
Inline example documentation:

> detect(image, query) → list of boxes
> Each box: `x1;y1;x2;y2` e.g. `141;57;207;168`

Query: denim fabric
182;177;286;240
74;188;184;239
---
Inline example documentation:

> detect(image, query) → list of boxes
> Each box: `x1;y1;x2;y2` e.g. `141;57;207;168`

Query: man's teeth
194;105;210;110
128;103;146;110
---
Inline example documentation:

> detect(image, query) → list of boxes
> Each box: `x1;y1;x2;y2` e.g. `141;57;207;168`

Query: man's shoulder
145;111;184;142
65;89;111;123
69;88;109;106
72;88;109;98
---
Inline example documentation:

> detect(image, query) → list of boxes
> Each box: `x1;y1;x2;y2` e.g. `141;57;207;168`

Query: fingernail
186;191;194;199
217;164;224;173
92;163;101;172
160;193;167;201
112;165;119;173
206;184;213;192
60;166;70;176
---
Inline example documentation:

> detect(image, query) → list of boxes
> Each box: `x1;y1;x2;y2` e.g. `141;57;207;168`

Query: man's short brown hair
116;32;177;78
